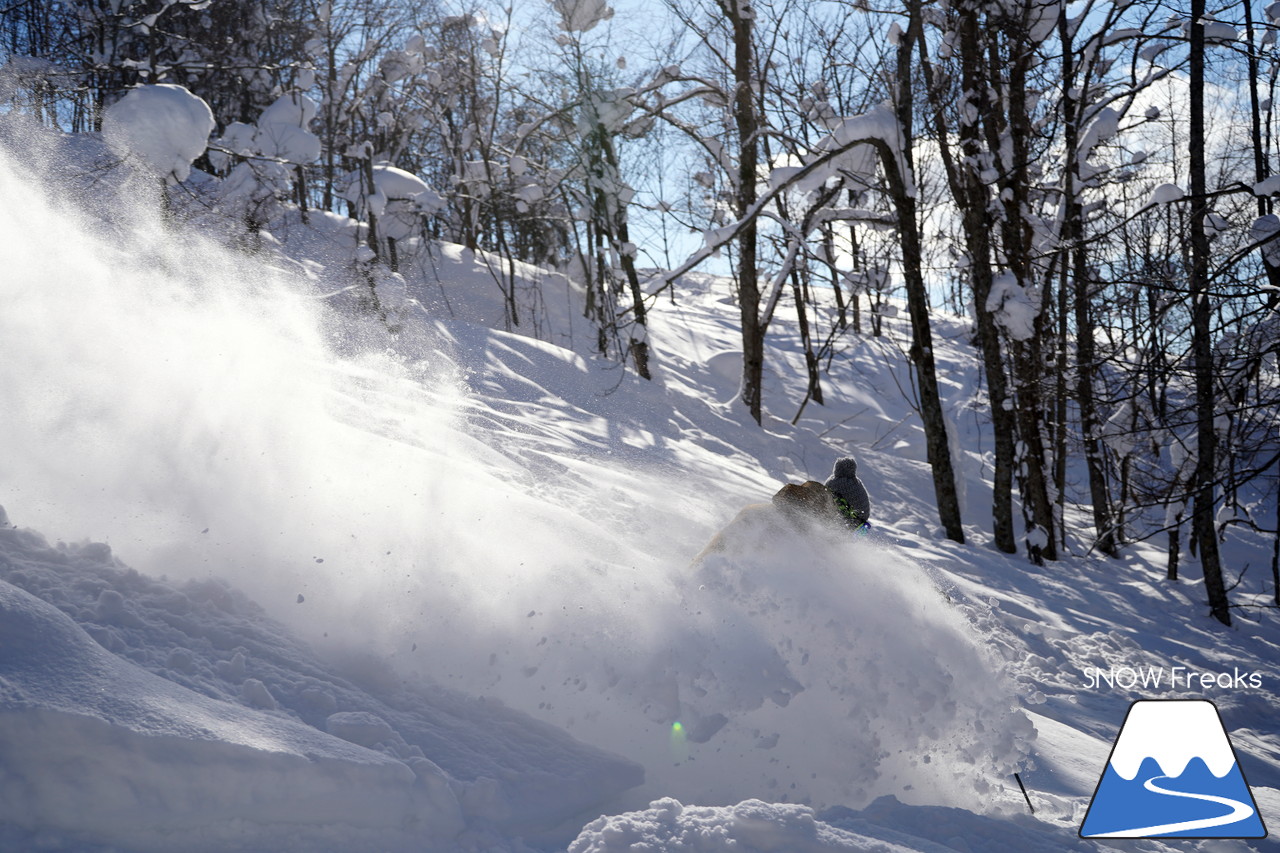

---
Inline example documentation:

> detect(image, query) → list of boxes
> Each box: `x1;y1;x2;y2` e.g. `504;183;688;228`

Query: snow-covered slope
0;524;641;851
1;122;1278;851
0;555;462;852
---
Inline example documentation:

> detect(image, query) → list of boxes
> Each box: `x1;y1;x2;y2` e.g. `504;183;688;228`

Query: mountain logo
1079;699;1267;838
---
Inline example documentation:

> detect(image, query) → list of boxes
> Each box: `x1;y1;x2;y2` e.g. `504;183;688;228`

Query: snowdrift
0;524;640;851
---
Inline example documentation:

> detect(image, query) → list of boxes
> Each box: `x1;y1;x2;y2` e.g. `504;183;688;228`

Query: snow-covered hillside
1;125;1278;852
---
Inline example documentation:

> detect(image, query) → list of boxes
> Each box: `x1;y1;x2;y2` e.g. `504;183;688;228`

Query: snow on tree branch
550;0;615;33
103;84;214;184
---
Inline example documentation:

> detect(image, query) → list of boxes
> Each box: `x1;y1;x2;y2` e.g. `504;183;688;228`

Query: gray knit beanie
825;457;871;521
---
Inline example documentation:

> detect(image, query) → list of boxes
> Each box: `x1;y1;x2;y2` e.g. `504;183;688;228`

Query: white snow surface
569;798;914;853
103;84;215;183
1107;701;1238;781
0;524;642;851
0;533;465;851
2;123;1280;852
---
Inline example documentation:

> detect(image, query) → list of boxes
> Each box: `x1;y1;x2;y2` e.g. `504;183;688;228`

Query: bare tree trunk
946;0;1017;552
790;266;823;406
823;226;848;330
362;157;381;262
1246;0;1268;219
1272;462;1279;604
295;165;310;226
1053;259;1070;552
893;6;965;542
1189;0;1231;625
1243;0;1280;304
1061;10;1117;557
620;242;652;380
1012;341;1057;563
982;19;1057;562
720;0;764;424
599;134;653;380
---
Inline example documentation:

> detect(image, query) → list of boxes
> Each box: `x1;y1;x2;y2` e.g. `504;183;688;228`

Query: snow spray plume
0;127;1032;815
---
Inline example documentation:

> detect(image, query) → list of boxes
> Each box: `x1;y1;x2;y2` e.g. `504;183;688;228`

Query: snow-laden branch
654;106;906;300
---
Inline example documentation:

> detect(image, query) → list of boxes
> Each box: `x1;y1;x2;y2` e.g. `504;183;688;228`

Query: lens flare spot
670;720;689;764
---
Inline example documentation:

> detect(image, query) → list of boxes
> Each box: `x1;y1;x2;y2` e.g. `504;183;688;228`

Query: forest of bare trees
3;0;1279;624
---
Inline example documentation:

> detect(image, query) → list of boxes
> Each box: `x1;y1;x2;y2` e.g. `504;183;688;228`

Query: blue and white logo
1080;699;1267;838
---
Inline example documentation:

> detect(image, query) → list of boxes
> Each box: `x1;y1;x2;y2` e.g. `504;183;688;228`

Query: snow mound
103;84;215;183
0;523;642;849
569;798;917;852
573;795;1101;852
0;560;464;851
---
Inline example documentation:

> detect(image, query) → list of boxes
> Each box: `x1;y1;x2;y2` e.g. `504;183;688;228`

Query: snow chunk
1027;0;1061;42
828;104;905;182
241;677;277;710
1203;21;1239;42
1105;28;1145;45
1148;182;1184;205
342;165;444;239
103;84;215;184
371;164;433;202
166;647;196;673
1253;175;1280;197
1252;214;1280;266
551;0;614;32
985;273;1038;341
1078;108;1120;165
791;103;910;197
215;649;247;682
327;711;394;747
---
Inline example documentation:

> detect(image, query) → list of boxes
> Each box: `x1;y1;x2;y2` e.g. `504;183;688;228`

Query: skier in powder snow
824;456;871;533
695;455;873;562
